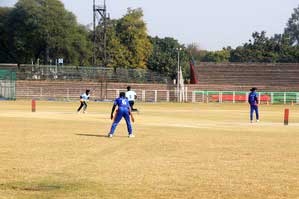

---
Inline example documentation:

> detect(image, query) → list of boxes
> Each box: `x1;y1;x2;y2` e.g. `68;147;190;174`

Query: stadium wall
16;80;299;103
16;80;176;101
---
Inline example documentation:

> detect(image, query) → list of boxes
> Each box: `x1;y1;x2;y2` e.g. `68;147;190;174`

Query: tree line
1;0;299;79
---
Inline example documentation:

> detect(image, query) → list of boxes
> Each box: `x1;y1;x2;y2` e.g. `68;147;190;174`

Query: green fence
0;69;16;100
192;91;299;104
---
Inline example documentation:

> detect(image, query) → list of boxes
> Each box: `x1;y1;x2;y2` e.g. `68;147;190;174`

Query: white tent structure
176;48;187;103
176;66;187;102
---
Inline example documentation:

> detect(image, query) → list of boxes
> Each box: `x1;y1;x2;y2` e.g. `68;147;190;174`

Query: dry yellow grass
0;100;299;199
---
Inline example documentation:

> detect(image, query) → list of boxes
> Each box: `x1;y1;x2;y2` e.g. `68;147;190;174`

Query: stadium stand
4;62;299;101
193;62;299;91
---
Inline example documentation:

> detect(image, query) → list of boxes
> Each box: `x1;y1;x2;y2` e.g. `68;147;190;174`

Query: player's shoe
256;120;259;123
108;134;113;138
83;111;87;114
250;120;253;123
128;134;135;138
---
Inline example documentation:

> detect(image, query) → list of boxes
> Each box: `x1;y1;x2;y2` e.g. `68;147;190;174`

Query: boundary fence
192;91;299;104
15;87;299;104
16;87;179;102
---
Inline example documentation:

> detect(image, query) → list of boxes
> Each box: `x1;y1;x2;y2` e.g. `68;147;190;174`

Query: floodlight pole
93;0;109;67
102;0;107;67
176;48;182;102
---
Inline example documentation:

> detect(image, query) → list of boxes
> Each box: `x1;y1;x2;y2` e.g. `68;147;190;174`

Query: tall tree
147;36;189;79
186;43;209;62
95;19;130;68
0;0;92;65
71;25;93;66
285;4;299;46
0;7;15;63
116;8;153;68
200;49;230;62
230;31;280;62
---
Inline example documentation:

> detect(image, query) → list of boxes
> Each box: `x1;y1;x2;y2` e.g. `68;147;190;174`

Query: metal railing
17;65;171;84
15;87;299;104
16;87;181;102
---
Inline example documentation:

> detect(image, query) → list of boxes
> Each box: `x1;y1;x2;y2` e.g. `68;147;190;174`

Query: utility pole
93;0;109;67
44;0;50;65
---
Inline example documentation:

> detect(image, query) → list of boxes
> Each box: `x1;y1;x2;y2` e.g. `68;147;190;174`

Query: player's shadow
75;133;107;138
75;133;129;138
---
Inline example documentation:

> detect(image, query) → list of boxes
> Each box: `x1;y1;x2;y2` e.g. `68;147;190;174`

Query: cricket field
0;101;299;199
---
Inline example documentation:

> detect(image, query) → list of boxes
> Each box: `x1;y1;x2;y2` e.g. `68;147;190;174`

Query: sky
1;0;298;50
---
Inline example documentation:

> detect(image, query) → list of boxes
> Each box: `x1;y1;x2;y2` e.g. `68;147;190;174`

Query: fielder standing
77;89;90;114
126;86;138;112
108;92;135;138
248;87;259;123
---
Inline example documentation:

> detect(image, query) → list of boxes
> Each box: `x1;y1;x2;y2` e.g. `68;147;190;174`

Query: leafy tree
230;31;280;62
147;36;189;79
0;7;15;63
285;4;299;46
186;43;209;62
95;8;153;69
186;43;230;63
0;0;92;65
229;4;299;63
95;19;130;68
269;34;299;62
116;8;153;68
71;25;93;66
201;49;230;62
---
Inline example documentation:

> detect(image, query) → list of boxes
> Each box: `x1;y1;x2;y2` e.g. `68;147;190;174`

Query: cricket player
77;89;90;113
108;92;135;138
248;87;259;123
126;86;138;112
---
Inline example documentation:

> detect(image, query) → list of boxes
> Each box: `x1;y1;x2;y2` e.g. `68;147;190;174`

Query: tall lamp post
176;47;182;102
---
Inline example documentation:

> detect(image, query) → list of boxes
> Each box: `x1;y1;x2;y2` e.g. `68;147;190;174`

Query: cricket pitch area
0;101;299;199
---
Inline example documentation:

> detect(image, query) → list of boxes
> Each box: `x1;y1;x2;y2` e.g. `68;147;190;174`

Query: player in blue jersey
108;92;135;138
77;90;90;113
248;87;259;123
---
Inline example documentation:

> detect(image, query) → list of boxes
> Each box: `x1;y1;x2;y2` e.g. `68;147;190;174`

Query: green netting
0;69;16;100
268;92;298;104
193;91;299;104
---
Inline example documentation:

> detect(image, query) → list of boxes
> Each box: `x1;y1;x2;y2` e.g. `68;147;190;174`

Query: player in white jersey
125;86;138;112
77;90;90;113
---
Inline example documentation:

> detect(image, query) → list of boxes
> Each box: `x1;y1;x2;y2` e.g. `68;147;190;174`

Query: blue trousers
109;108;132;135
250;105;259;121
